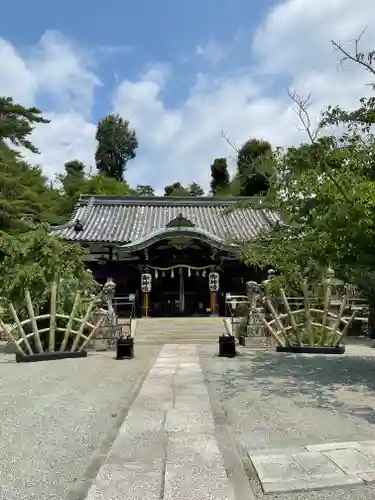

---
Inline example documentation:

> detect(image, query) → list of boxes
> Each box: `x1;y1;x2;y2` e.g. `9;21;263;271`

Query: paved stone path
86;344;235;500
249;440;375;494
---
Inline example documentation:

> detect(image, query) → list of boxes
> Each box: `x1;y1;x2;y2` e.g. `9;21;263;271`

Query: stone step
136;328;224;335
135;339;218;345
135;335;220;342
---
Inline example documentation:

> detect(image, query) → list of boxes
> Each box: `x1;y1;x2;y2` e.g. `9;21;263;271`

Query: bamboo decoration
25;291;44;353
1;282;102;357
257;277;357;348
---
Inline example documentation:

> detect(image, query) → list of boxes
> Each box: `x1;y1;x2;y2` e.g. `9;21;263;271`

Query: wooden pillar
143;292;149;317
210;291;217;315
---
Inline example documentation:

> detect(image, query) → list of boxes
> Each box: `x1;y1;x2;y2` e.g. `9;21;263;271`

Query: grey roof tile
52;195;279;244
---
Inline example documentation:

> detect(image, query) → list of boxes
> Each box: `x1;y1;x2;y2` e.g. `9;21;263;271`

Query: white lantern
141;273;152;292
209;272;219;292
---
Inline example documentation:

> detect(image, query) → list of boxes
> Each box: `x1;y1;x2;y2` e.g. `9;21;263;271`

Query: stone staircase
134;317;224;344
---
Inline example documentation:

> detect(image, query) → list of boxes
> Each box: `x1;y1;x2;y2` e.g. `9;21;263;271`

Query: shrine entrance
117;214;246;318
148;266;214;317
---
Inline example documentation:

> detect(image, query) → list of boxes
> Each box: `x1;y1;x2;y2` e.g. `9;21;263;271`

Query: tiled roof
52;195;279;244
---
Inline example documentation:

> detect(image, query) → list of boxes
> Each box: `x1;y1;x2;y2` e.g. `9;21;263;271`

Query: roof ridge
75;194;263;207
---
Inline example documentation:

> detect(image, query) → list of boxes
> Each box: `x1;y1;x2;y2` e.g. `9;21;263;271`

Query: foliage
135;184;155;196
188;181;204;196
236;138;273;196
241;34;375;333
0;96;50;154
164;182;190;196
210;158;230;195
163;181;204;196
95;113;138;181
0;225;99;320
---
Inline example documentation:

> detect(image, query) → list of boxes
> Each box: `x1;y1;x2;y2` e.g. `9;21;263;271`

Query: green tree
0;96;50;153
164;182;190;196
236;138;273;196
85;174;134;195
0;224;98;320
241;35;375;334
210;158;230;195
0;96;61;231
188;181;204;196
135;184;155;196
95;114;138;181
60;160;86;198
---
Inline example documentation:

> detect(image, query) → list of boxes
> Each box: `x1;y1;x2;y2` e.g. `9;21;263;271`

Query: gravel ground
199;344;375;500
0;347;158;500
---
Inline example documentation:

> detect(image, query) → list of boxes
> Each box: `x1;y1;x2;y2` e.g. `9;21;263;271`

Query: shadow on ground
201;347;375;427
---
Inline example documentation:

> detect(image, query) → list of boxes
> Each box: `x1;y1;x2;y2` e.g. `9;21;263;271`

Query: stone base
89;338;110;351
15;351;88;363
239;336;268;347
276;345;345;354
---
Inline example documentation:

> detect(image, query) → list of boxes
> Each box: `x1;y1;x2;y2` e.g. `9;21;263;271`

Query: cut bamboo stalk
60;291;81;352
319;280;332;346
0;318;26;355
49;282;57;352
17;313;95;329
265;298;291;346
302;279;313;345
70;298;96;352
334;310;356;347
79;317;105;351
24;290;43;353
329;295;347;346
280;289;301;344
8;303;33;355
258;313;284;346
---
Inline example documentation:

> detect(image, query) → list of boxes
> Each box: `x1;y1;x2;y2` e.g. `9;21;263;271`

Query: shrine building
53;195;278;317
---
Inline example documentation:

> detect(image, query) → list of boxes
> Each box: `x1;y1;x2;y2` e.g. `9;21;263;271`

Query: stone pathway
249;440;375;494
86;344;235;500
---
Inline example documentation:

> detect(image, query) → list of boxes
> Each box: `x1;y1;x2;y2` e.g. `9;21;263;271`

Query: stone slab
251;454;309;482
122;408;166;433
356;443;375;461
261;474;364;494
293;451;345;476
165;407;215;433
249;447;307;458
323;448;375;474
167;432;224;466
306;441;360;452
164;462;234;500
85;463;163;500
174;395;212;412
109;430;167;464
359;471;375;483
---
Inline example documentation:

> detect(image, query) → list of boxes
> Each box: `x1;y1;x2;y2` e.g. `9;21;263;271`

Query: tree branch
286;89;351;203
287;89;323;142
332;27;375;79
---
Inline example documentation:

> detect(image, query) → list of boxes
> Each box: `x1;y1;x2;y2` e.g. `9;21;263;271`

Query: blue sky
0;0;274;118
0;0;373;191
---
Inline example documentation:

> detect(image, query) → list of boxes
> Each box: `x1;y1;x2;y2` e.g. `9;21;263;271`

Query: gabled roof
52;195;279;245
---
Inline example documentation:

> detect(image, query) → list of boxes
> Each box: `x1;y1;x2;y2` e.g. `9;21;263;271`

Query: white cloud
0;30;99;178
1;1;375;192
195;39;227;65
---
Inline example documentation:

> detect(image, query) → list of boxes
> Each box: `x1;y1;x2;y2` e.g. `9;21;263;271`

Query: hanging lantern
196;270;200;277
162;271;165;278
202;270;207;278
209;272;219;292
188;268;191;278
155;269;158;279
141;273;152;292
171;269;174;278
